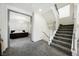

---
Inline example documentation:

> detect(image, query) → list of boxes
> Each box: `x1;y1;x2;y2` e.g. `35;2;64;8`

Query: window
58;5;70;18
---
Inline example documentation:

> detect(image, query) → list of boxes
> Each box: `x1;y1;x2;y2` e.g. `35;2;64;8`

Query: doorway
8;9;32;48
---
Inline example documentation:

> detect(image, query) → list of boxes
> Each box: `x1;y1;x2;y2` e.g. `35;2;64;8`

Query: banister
55;4;59;15
71;21;77;56
42;32;50;39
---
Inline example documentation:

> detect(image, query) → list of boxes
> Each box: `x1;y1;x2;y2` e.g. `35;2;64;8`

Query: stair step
58;29;73;31
60;24;74;26
59;26;73;28
57;31;73;35
59;27;73;30
59;26;73;29
50;43;72;55
60;25;74;27
55;34;72;38
56;32;72;35
59;25;73;27
54;36;72;43
54;36;72;40
52;39;71;48
57;31;73;33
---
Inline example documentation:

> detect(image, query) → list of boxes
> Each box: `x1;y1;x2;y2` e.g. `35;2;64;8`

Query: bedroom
8;9;32;47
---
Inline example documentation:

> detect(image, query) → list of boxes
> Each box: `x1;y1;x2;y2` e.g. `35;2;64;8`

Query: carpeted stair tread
55;34;72;38
60;24;74;26
56;33;72;36
59;26;73;28
52;40;71;46
56;32;72;35
54;36;72;40
54;36;72;43
57;31;73;35
60;24;74;27
57;31;73;33
52;40;71;49
58;29;73;31
50;43;71;54
59;27;73;29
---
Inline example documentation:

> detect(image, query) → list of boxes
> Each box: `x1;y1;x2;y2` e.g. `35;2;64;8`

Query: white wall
59;4;74;25
31;5;59;42
59;17;74;25
0;4;1;30
32;12;50;42
76;4;79;40
0;4;32;52
9;11;31;33
71;4;79;55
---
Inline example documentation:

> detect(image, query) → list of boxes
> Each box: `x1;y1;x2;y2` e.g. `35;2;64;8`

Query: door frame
7;9;32;48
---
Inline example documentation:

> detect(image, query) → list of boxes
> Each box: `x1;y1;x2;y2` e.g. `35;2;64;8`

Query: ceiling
56;3;69;9
6;3;69;14
6;3;69;29
6;3;54;14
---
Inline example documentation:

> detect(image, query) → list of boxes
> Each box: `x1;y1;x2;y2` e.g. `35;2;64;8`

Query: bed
10;30;29;39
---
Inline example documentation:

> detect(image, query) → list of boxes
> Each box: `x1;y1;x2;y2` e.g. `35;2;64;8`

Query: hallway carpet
10;37;32;48
3;39;68;56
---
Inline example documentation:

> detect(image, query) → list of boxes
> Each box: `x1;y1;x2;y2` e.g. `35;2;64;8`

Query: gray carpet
10;37;32;48
3;38;68;56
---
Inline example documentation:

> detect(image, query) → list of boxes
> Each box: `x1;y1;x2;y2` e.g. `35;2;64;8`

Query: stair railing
48;28;58;45
71;23;77;56
71;4;78;55
42;32;50;39
55;4;59;15
71;13;78;55
48;4;59;45
48;21;59;45
42;32;50;42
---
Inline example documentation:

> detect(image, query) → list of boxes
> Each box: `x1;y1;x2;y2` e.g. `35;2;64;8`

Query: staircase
50;24;74;56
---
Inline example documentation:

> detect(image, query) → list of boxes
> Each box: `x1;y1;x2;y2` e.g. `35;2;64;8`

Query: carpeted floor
3;37;68;56
10;37;32;48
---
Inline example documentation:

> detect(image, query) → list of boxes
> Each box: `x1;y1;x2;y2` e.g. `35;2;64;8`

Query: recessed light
39;8;42;12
